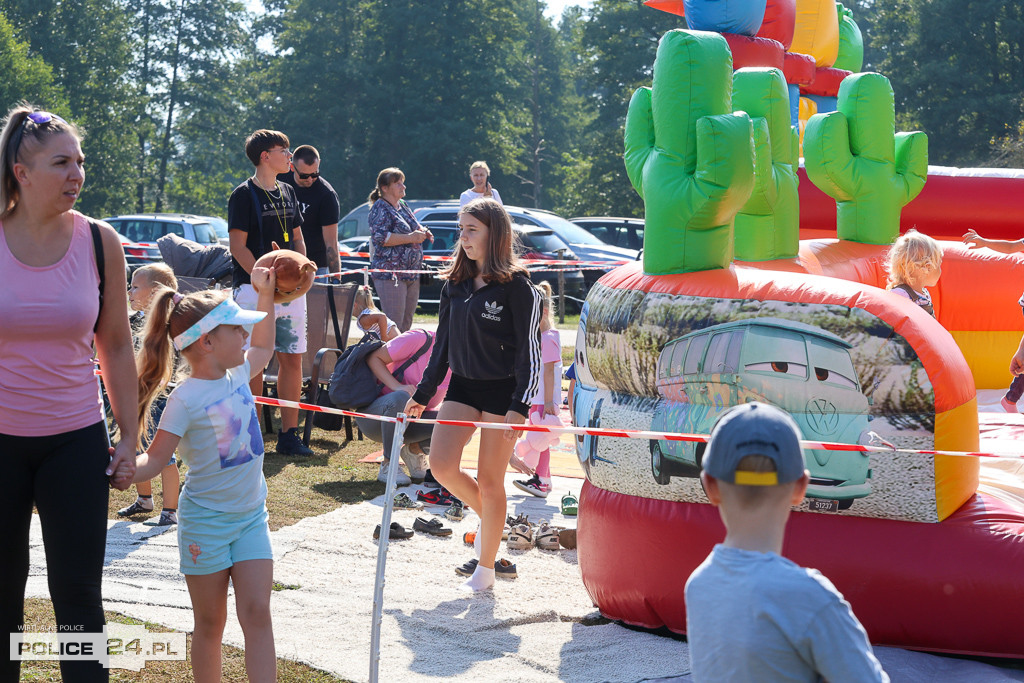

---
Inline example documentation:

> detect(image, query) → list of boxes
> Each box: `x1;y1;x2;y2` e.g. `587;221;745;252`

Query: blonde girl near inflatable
405;198;541;592
885;229;942;317
133;267;278;682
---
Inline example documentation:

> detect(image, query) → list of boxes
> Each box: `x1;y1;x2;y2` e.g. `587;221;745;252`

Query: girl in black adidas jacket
406;198;542;591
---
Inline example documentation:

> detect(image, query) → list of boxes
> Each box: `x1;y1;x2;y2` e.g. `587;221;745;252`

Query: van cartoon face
649;318;872;507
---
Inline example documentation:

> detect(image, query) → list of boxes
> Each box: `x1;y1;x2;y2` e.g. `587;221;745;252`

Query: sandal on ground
413;517;452;537
373;522;413;540
506;523;533;550
535;521;559;551
561;493;579;516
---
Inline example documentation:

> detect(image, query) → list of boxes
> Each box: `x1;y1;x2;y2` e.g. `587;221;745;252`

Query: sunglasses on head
296;170;319;180
7;111;68;164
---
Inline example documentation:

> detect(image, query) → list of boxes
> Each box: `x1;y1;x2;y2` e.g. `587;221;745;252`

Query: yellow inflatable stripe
934;398;981;521
950;330;1022;391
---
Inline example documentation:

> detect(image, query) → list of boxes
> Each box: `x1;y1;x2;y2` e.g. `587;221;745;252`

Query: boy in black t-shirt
278;144;341;279
228;129;313;457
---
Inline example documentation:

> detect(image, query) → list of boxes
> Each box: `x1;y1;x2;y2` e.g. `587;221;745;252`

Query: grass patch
19;598;345;681
109;420;386;532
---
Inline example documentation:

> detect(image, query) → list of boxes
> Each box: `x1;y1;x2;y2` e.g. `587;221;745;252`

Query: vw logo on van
805;398;841;435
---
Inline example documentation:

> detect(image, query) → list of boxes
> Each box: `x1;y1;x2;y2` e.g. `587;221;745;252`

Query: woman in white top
459;161;502;207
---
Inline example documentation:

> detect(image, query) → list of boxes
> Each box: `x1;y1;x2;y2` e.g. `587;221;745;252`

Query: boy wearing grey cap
685;402;888;682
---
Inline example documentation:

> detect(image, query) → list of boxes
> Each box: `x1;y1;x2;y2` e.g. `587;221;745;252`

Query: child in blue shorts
131;265;278;682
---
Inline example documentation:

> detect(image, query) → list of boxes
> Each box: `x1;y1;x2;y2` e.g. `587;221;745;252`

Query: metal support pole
556;248;566;324
369;414;408;683
362;266;370;288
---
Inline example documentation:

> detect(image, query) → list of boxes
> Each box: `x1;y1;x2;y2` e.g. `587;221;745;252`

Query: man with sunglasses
279;145;341;282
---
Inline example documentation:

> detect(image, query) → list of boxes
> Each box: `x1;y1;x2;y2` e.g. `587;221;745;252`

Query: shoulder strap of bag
327;284;343;345
393;330;432;383
88;219;104;332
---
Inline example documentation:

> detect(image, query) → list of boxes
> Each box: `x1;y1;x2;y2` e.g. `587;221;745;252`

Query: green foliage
0;12;67;115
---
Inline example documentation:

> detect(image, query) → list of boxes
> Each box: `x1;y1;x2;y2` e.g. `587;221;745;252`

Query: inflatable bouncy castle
576;0;1024;659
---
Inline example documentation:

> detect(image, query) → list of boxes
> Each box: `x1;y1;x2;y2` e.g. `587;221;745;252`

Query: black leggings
2;421;110;682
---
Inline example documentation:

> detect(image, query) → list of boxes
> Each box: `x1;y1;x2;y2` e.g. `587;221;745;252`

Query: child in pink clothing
513;282;563;497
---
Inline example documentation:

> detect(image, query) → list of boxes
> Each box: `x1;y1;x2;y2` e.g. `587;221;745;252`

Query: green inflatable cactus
624;30;755;274
803;72;928;244
732;67;800;261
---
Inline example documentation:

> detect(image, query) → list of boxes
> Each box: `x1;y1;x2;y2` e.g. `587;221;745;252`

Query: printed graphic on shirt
204;387;264;469
483;301;504;321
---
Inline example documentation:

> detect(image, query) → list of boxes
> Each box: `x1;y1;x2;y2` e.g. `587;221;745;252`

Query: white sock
137;496;154;510
473;525;482;560
539;476;551;485
461;564;495;592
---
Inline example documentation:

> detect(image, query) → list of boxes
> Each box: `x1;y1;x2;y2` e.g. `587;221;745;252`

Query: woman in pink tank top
0;104;138;682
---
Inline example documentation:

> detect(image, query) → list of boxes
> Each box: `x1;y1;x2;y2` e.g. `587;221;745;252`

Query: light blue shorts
177;497;272;575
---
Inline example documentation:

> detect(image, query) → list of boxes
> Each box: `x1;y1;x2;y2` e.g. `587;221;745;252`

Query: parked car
415;204;637;289
113;230;161;271
103;213;225;249
646;318;873;509
418;221;586;309
570;216;645;252
337;199;451;240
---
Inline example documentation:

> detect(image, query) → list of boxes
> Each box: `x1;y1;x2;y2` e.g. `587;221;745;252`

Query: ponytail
136;286;177;449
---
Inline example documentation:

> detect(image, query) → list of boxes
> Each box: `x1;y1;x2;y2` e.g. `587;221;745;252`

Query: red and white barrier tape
252;395;1023;461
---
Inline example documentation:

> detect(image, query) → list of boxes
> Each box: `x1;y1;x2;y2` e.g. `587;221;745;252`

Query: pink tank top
0;212;104;436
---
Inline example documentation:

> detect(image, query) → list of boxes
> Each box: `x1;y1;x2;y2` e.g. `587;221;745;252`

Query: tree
0;11;67;116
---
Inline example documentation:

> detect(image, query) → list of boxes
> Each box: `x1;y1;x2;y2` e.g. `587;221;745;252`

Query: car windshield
520;230;566;254
207;217;229;239
537;214;607;245
191;222;219;244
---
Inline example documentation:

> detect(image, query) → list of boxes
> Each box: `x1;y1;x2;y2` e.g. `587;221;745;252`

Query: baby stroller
156;233;233;292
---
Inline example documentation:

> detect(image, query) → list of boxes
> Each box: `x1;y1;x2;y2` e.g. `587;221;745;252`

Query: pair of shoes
445;499;465;522
454;557;517;579
513;474;551;498
374;522;414;540
393;492;422;509
400;445;427;484
117;499;153;517
413;517;452;536
561;492;579;516
535;521;560;550
558;528;577;550
378;461;411;486
506;523;533;550
276;428;313;457
143;510;177;527
421;469;442;489
417;487;456;506
1001;396;1020;413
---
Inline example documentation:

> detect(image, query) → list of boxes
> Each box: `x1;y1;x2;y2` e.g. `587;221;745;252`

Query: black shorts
444;374;517;415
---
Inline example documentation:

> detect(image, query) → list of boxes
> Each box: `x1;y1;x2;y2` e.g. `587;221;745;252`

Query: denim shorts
234;283;307;354
177;497;272;575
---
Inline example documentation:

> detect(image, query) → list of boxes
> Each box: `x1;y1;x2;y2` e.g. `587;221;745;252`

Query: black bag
328;331;386;410
327;330;434;411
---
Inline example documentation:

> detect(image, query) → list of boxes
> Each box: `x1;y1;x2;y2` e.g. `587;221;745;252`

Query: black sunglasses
7;111;67;165
296;170;319;180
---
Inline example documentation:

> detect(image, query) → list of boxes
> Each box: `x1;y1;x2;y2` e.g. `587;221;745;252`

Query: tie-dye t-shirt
158;360;268;512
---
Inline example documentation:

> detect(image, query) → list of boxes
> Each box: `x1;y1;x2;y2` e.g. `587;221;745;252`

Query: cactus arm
624;86;655;200
692;112;756;224
894;130;929;203
803;110;856;202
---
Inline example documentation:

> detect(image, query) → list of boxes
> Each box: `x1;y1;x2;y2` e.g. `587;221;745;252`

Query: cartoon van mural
649;317;873;509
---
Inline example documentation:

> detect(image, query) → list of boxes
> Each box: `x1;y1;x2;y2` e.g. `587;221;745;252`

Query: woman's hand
544;400;558;417
410;229;430;244
403;397;426;419
106;441;136;491
503;410;527;443
250;265;276;294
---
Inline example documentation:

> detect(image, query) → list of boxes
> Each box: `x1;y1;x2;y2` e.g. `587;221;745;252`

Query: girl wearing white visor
131;266;279;682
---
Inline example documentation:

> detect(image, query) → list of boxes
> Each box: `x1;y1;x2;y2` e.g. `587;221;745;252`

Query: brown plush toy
254;242;317;303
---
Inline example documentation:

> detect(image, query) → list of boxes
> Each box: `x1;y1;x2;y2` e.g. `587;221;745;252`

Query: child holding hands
963;228;1024;412
133;266;278;682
